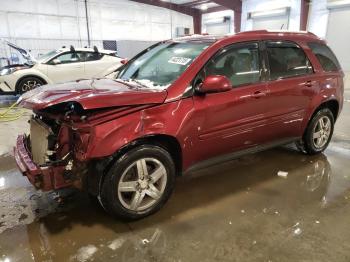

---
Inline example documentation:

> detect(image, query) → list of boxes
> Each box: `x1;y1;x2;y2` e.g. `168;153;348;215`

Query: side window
203;42;261;87
308;42;341;72
266;41;313;80
82;52;104;62
52;52;83;64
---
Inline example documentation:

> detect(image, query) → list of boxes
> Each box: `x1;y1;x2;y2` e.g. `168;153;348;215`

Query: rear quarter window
266;41;313;80
308;42;341;72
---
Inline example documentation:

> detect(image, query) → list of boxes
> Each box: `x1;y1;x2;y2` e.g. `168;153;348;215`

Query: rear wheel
297;108;334;155
100;145;176;220
16;77;44;94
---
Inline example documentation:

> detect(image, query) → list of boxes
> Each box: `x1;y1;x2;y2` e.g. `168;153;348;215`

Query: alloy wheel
117;158;167;212
22;80;41;92
312;116;331;149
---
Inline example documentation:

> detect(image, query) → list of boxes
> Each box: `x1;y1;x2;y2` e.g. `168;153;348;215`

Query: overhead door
252;15;289;30
205;21;231;35
326;7;350;72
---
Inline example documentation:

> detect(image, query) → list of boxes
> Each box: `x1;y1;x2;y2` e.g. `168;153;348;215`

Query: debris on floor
108;238;125;250
142;238;150;245
277;171;288;178
293;227;302;236
72;245;98;262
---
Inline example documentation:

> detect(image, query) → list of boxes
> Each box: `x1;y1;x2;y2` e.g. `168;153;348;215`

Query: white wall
241;0;302;31
307;0;329;38
0;0;193;59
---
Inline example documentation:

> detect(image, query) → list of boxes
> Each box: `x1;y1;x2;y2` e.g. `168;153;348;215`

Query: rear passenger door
82;52;110;78
264;40;316;140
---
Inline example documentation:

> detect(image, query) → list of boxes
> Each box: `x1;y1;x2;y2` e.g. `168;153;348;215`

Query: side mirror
196;75;231;94
51;59;61;65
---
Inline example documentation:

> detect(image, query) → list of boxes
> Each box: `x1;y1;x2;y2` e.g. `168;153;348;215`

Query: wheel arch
311;99;339;122
15;74;48;91
86;134;183;196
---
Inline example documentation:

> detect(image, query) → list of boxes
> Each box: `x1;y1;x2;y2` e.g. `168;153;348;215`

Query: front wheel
100;145;176;220
16;77;44;94
297;108;334;155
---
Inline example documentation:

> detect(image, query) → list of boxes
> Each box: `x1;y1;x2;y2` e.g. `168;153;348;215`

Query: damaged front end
14;104;88;191
13;78;167;191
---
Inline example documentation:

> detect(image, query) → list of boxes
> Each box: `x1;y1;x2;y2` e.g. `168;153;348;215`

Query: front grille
30;117;52;165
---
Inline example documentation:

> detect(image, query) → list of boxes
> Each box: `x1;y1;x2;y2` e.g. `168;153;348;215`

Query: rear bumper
14;135;72;191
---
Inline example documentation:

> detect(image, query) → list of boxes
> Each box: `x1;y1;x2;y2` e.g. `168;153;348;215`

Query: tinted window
204;42;260;86
267;41;313;80
52;52;83;64
308;42;341;72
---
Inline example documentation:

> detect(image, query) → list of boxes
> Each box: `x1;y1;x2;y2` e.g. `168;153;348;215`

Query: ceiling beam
212;0;242;12
181;0;212;8
201;5;229;14
129;0;200;17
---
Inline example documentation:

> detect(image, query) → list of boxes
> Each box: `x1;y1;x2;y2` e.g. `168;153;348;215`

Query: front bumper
0;80;12;92
14;135;72;191
0;75;16;92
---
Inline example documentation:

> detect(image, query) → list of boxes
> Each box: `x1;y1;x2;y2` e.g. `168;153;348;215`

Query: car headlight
0;68;12;76
0;66;25;76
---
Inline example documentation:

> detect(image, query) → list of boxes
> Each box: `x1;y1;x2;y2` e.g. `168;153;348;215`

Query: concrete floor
0;91;349;262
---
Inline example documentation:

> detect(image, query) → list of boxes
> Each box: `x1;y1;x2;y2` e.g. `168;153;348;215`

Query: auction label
168;57;192;65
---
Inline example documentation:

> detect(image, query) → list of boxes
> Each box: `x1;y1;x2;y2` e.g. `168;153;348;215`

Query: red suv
14;30;344;220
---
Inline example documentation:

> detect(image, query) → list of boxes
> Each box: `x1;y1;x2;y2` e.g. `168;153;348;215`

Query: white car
0;42;123;94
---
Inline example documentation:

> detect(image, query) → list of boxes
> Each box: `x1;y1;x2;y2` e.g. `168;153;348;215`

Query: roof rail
237;30;268;35
238;29;317;36
236;30;319;39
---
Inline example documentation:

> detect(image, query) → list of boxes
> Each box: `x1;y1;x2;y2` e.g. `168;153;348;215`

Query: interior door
46;52;85;83
263;40;316;140
192;42;271;163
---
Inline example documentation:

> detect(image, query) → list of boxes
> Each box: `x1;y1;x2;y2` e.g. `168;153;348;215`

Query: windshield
117;42;210;89
37;50;61;63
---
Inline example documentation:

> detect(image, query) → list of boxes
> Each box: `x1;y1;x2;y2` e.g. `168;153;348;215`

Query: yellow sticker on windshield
168;57;192;65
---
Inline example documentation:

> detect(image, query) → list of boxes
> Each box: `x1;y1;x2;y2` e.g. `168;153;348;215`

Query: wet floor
0;94;349;262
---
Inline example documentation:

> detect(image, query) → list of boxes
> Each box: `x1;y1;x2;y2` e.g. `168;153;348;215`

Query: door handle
252;91;266;99
305;80;313;87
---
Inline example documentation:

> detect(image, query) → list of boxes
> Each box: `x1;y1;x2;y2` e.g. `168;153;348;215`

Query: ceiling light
201;4;208;10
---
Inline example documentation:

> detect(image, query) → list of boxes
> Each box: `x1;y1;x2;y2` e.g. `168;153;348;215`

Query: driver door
192;42;271;163
46;52;85;83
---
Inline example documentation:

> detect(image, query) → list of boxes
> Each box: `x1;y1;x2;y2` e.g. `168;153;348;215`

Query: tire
100;145;176;220
298;108;334;155
16;76;45;94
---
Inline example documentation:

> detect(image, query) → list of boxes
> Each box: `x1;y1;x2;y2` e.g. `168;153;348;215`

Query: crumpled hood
18;78;168;110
